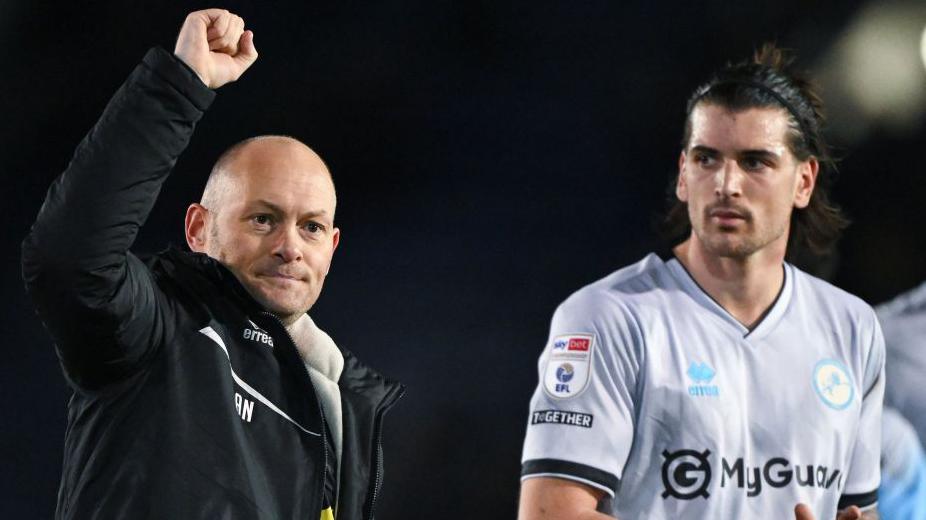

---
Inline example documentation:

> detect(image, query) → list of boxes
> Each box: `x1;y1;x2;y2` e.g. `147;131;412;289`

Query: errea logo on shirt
543;334;594;399
687;361;719;397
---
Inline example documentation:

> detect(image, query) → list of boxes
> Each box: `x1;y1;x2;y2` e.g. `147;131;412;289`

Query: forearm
520;505;615;520
520;503;615;520
519;477;617;520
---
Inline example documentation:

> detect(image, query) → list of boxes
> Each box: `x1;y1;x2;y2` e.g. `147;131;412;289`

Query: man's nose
715;160;743;198
272;226;303;263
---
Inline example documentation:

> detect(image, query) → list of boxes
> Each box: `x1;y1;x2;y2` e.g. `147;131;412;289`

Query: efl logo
544;333;594;399
568;338;590;351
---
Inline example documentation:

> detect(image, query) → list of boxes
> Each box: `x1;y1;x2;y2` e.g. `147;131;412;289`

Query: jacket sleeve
21;47;216;390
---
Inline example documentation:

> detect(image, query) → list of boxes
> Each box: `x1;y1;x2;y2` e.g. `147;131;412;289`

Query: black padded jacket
22;47;404;520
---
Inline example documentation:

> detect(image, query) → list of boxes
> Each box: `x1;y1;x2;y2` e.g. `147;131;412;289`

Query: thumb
234;30;258;68
794;503;815;520
837;506;862;520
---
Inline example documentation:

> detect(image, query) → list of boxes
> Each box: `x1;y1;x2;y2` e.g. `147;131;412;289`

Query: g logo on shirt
661;448;712;500
660;448;844;499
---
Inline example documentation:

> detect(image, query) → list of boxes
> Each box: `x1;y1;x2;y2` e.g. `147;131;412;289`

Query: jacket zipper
260;312;329;519
260;312;404;520
365;384;405;520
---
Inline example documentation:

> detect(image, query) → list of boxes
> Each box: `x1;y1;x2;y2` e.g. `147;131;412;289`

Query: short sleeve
520;289;643;497
838;313;885;510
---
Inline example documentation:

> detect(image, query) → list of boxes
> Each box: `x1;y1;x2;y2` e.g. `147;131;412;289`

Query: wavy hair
662;43;849;261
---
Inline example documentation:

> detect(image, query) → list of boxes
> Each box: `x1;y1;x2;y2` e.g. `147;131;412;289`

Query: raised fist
174;9;258;89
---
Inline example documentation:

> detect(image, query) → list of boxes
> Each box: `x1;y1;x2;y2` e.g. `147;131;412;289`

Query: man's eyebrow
689;145;781;161
690;145;720;156
250;199;330;220
250;199;284;214
738;149;781;161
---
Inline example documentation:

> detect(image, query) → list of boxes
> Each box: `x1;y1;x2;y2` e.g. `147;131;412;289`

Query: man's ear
676;151;689;202
185;203;209;252
794;157;819;209
325;227;341;275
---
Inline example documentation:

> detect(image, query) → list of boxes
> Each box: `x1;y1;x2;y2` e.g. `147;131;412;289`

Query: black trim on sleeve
521;458;619;494
838;489;878;510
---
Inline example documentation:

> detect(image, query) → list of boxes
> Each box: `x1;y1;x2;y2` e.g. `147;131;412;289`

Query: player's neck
673;238;785;330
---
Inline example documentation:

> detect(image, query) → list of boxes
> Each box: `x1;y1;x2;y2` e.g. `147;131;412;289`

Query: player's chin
253;286;312;317
704;236;755;258
268;293;311;315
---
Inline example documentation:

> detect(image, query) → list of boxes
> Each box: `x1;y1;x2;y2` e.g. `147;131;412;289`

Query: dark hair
662;43;849;262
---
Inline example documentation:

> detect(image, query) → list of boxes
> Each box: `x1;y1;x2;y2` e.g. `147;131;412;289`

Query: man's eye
252;215;273;226
695;154;715;166
303;222;322;233
741;158;766;171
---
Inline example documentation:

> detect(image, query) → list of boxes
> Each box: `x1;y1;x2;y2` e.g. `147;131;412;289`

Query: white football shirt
521;253;884;518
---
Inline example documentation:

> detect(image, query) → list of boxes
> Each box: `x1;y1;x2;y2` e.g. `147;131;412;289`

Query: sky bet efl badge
543;334;594;399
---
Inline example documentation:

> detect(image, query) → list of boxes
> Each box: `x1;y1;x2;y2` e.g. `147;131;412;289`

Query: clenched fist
174;9;258;89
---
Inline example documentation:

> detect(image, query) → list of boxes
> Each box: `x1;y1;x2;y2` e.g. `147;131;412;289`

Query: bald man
22;10;403;520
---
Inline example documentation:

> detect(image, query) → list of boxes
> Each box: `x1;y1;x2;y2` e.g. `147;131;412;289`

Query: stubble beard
206;223;314;325
693;216;787;260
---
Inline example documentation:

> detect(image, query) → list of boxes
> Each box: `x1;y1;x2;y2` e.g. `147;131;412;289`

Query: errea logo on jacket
243;320;274;347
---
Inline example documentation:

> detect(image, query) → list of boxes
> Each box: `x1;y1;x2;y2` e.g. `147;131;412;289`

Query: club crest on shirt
543;334;594;399
812;359;855;410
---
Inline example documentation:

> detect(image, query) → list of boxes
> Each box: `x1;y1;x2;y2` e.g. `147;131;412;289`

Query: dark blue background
3;1;924;517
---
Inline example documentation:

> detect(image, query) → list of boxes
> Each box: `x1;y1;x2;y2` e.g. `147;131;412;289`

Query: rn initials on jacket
235;392;255;422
